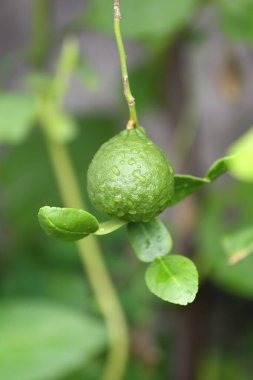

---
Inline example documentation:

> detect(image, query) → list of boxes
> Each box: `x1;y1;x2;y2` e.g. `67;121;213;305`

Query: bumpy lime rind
87;127;174;222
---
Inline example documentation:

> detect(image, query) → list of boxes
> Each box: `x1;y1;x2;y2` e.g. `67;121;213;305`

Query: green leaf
168;155;233;206
95;218;128;235
206;155;234;181
222;226;253;265
0;92;37;143
86;0;199;39
228;127;253;182
219;0;253;41
38;206;99;241
127;219;172;263
169;175;208;206
0;299;105;380
145;255;198;305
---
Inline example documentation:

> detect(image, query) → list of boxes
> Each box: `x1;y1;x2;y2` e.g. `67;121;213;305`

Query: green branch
38;39;129;380
114;0;139;128
30;0;51;67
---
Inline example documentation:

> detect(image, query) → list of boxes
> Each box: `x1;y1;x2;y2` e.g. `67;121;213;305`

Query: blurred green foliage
0;300;105;380
219;0;253;41
86;0;200;40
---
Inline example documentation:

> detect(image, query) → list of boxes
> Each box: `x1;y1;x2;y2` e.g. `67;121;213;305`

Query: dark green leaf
0;92;37;143
168;155;233;206
222;226;253;265
95;218;127;235
38;206;99;241
86;0;199;39
127;219;172;262
145;255;198;305
0;299;105;380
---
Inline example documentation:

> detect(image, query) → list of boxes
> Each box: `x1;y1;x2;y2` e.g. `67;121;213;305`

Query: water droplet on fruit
99;184;105;192
112;166;120;176
128;158;136;165
114;194;122;203
133;170;146;183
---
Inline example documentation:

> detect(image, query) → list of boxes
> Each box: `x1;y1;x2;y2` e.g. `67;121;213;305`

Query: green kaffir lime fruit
87;126;174;222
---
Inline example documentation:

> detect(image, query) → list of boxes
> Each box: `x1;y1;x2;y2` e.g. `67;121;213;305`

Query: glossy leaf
86;0;199;39
0;300;105;380
228;127;253;182
95;218;128;235
0;92;37;144
168;155;233;206
38;206;99;241
222;226;253;265
145;255;198;305
127;219;172;262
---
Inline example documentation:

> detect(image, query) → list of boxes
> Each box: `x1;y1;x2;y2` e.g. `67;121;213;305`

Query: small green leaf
95;218;128;235
168;155;233;206
168;175;208;206
0;299;105;380
222;226;253;265
145;255;198;305
206;155;234;182
228;127;253;182
38;206;99;241
0;92;37;144
127;218;172;262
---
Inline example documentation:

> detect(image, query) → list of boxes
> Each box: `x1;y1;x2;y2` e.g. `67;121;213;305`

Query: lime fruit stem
114;0;139;128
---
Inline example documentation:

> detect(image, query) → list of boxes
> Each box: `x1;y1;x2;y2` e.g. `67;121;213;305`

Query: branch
114;0;139;128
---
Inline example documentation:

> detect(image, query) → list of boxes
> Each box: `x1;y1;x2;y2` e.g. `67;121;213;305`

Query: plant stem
30;0;51;67
38;37;129;380
114;0;139;128
43;138;129;380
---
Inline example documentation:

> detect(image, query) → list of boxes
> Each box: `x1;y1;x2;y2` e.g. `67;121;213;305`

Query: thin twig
114;0;139;127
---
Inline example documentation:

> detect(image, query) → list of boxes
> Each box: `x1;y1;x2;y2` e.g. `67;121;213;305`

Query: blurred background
1;1;253;379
